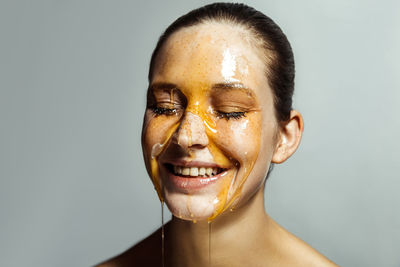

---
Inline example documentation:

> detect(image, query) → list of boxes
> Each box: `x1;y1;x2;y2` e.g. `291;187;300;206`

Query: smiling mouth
165;164;226;178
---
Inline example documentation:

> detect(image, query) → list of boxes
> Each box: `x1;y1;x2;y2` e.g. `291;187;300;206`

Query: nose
173;112;209;149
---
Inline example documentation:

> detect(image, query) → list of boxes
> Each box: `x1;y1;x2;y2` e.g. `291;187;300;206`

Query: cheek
142;112;181;179
142;111;181;200
209;113;263;212
213;112;262;164
143;112;180;153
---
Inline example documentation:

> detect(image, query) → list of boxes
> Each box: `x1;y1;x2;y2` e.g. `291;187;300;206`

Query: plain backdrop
1;0;399;266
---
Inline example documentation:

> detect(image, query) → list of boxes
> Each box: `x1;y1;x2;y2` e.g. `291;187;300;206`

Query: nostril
190;144;206;149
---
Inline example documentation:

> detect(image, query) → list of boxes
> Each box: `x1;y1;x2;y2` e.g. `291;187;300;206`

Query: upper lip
162;159;227;169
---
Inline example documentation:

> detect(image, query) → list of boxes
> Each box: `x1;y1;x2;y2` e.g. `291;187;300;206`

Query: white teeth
190;167;199;176
206;168;213;176
212;168;218;175
173;166;179;174
182;167;190;176
172;165;224;177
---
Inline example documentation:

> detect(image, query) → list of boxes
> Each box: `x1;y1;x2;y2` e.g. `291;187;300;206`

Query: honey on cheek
145;85;261;222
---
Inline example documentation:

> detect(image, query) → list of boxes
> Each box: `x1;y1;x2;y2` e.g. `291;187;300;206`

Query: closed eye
151;106;178;116
216;111;246;120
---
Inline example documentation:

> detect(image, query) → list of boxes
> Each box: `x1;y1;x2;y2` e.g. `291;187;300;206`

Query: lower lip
166;170;227;190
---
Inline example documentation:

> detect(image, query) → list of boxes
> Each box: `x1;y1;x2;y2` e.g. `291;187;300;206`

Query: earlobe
271;110;304;164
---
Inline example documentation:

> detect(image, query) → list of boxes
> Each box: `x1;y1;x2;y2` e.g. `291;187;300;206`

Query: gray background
1;0;399;266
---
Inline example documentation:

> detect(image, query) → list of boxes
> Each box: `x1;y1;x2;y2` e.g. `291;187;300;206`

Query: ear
271;110;304;164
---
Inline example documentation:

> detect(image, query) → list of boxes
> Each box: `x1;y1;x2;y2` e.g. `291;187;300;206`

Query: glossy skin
142;22;278;221
97;21;337;267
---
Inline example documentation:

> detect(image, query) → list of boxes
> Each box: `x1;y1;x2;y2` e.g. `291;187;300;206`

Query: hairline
149;17;281;123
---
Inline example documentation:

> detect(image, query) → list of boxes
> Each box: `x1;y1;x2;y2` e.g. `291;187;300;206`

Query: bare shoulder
285;237;338;267
94;228;162;267
267;218;338;267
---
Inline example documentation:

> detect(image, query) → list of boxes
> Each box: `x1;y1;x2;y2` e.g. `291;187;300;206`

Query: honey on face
142;22;278;222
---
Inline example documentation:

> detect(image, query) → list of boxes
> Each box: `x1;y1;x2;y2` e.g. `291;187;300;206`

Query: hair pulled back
148;2;295;122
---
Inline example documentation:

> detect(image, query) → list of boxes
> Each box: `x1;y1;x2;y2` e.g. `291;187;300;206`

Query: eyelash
151;106;246;120
151;106;178;116
216;111;246;120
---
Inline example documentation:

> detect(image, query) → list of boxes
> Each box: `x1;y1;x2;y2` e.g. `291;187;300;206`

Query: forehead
152;22;270;94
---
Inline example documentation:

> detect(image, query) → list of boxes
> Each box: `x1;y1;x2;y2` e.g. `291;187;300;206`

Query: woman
98;3;337;266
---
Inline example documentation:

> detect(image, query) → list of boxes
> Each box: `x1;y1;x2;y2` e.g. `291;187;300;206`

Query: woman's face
142;22;279;221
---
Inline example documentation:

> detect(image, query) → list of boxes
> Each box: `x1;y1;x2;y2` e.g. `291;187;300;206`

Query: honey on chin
148;85;260;222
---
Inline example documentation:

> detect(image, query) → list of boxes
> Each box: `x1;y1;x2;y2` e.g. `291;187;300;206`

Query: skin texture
97;22;337;267
142;22;273;221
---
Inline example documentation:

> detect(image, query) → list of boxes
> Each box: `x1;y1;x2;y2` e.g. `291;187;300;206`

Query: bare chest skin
96;192;338;267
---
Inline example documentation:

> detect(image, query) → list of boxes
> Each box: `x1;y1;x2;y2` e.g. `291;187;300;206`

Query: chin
158;160;237;221
164;190;220;221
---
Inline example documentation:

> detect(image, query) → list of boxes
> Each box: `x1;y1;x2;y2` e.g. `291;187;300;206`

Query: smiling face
142;22;280;221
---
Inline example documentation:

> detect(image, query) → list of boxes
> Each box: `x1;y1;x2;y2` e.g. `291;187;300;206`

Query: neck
165;188;271;267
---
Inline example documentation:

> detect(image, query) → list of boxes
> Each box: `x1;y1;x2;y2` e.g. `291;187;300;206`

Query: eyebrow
211;83;256;98
149;82;256;98
149;82;177;91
